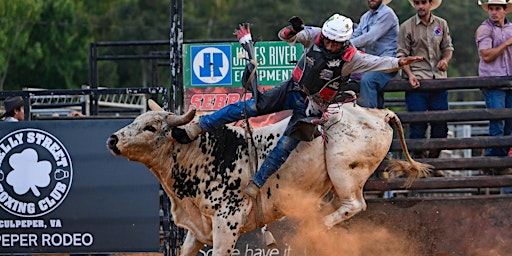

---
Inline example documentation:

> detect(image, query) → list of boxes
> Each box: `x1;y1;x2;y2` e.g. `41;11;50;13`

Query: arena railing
0;87;168;120
366;75;512;195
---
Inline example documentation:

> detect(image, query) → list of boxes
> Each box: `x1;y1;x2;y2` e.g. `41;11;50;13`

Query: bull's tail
385;112;433;188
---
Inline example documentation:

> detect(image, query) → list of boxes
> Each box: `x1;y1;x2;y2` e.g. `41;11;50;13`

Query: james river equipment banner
182;41;304;128
0;120;160;254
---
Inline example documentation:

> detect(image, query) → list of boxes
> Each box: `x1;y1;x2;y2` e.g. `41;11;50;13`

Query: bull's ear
148;99;163;111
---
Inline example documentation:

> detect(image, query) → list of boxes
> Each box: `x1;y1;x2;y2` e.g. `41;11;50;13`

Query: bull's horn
166;108;196;126
148;99;163;111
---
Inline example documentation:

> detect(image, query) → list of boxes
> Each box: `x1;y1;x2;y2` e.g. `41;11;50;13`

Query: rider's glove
288;16;304;33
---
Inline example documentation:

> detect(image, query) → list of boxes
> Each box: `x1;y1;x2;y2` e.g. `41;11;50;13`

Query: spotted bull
106;100;431;256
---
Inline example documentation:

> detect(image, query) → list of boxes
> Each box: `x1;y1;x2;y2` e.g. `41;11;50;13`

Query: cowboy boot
244;180;260;199
184;123;204;141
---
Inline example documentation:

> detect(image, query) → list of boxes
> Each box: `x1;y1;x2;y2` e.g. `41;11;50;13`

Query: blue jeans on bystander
358;71;397;109
405;90;449;140
481;89;512;156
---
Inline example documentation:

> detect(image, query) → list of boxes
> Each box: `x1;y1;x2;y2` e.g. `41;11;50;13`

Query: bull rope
234;24;260;179
241;58;259;177
240;57;267;231
235;24;277;245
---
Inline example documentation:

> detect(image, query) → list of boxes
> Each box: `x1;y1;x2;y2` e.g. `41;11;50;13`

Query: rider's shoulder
342;46;357;61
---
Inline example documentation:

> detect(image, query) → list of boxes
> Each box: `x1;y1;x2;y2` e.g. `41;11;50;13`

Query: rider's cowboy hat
479;0;512;14
408;0;442;10
0;96;24;118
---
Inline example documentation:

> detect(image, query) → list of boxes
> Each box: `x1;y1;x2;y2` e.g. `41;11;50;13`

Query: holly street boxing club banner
0;120;160;254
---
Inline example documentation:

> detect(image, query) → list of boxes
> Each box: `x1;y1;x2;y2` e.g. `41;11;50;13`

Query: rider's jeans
199;100;258;131
481;89;512;156
252;135;299;187
358;71;397;109
199;91;305;187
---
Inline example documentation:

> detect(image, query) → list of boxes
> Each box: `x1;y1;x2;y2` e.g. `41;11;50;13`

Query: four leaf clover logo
6;148;52;197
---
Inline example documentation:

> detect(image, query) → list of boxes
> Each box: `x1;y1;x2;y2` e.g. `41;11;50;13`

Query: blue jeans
481;89;512;156
199;90;305;187
358;71;397;109
405;90;448;140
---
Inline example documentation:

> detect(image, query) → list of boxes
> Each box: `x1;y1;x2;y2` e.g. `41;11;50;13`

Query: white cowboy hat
408;0;442;10
479;0;512;14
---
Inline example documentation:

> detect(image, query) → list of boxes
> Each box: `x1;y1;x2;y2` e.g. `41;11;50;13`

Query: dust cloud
278;188;420;256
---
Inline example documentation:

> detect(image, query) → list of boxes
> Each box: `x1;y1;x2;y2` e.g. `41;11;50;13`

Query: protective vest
291;44;355;105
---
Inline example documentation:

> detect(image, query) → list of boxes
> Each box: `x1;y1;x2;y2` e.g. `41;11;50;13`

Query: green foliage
184;0;237;39
1;0;93;90
84;0;170;88
181;0;488;80
0;0;504;94
0;0;44;90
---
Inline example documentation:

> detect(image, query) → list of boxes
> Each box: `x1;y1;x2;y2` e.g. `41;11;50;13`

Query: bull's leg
211;216;243;256
180;231;205;256
323;171;368;229
323;188;366;229
320;104;395;228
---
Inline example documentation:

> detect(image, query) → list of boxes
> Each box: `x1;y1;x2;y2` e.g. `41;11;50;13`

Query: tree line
0;0;489;91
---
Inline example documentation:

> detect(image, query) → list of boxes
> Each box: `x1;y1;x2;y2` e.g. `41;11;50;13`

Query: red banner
185;87;291;128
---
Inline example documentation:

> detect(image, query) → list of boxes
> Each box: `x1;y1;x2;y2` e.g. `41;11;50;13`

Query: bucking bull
106;100;431;256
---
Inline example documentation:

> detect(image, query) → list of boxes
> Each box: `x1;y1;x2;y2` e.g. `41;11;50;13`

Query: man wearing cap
351;0;399;109
397;0;454;164
176;14;423;198
476;0;512;174
1;96;25;122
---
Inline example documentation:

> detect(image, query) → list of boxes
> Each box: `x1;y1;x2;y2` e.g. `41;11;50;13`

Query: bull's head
106;100;196;162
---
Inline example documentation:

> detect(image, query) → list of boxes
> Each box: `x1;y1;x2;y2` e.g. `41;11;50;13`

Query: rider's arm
278;26;321;49
341;51;400;77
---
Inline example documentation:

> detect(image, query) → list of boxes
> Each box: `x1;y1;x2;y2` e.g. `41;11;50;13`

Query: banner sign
183;41;303;88
0;120;160;254
182;41;302;125
198;217;298;256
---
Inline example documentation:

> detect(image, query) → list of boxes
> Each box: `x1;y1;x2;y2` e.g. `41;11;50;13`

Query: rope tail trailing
385;112;433;188
233;23;260;174
234;23;259;103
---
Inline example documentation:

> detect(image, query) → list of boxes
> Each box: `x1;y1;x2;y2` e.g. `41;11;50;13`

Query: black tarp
0;120;160;254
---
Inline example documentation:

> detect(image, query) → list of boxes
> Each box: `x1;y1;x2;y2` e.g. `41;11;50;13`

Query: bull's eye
143;125;157;133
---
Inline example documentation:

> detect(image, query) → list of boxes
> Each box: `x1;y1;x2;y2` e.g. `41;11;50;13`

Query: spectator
351;0;399;109
397;0;454;163
1;96;25;122
475;0;512;175
175;14;422;198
